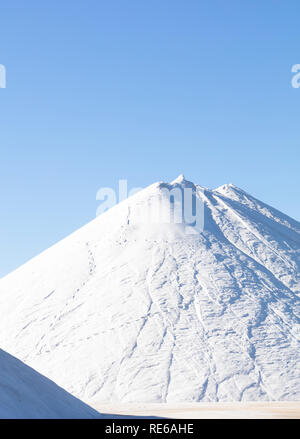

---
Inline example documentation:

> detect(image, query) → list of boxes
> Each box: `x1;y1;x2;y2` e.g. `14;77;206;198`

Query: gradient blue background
0;0;299;277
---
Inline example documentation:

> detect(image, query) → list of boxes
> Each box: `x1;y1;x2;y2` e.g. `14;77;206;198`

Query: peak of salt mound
171;174;187;184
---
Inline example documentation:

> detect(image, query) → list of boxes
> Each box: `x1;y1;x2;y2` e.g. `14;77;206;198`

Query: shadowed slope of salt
0;349;101;418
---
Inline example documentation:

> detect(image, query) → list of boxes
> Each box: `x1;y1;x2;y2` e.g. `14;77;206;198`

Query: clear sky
0;0;299;277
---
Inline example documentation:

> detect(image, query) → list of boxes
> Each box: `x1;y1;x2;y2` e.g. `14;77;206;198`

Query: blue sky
0;0;299;277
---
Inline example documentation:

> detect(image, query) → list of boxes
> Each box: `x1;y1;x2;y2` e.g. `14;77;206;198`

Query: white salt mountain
0;349;101;418
0;176;299;406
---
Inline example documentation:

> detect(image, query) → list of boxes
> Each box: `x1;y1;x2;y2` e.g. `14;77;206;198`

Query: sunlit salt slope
0;175;299;405
0;349;100;418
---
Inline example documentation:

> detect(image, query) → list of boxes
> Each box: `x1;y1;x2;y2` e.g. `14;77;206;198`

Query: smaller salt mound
0;349;100;419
